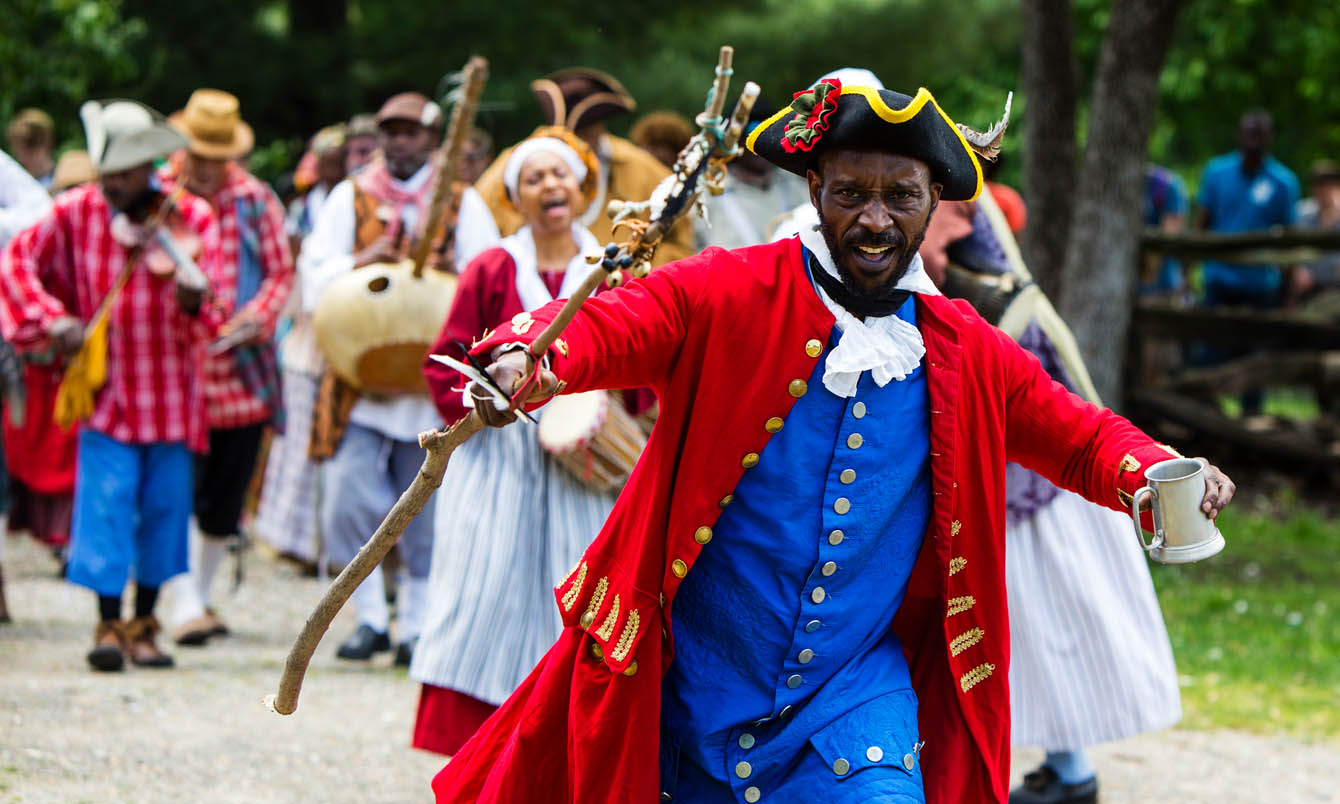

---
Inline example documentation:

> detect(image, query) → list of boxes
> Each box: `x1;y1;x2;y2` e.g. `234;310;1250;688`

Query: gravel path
2;533;1336;803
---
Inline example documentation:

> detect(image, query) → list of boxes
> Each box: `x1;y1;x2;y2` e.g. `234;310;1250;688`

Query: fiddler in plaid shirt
0;99;226;672
158;90;296;647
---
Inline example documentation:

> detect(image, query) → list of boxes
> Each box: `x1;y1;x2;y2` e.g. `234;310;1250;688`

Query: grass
1217;386;1321;421
1152;490;1340;741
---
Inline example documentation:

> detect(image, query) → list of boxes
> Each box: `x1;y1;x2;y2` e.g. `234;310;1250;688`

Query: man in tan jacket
474;67;693;266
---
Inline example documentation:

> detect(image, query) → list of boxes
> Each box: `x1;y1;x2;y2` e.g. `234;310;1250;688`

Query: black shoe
335;624;391;660
1009;766;1098;804
394;637;417;667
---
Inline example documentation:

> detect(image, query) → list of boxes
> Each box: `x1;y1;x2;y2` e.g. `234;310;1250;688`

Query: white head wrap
503;137;588;201
819;68;885;90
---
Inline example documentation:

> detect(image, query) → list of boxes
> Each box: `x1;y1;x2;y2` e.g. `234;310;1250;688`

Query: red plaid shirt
160;162;294;429
0;183;224;452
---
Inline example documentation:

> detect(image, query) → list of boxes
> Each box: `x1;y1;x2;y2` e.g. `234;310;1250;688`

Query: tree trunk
1056;0;1185;407
1018;0;1078;302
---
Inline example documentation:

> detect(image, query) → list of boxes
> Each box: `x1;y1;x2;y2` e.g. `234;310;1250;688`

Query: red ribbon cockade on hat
780;78;842;154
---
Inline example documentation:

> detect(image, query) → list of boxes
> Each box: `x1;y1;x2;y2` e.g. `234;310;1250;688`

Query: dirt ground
2;533;1336;803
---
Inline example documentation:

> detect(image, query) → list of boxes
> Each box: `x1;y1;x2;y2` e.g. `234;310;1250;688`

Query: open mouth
848;242;898;273
540;197;569;217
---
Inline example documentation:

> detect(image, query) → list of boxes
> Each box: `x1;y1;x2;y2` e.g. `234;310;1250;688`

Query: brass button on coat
811;587;826;603
694;526;713;545
866;746;884;762
580;611;596;628
805;619;822;633
833;758;850;775
738;733;756;749
622;660;639;676
805;338;823;357
834;497;850;515
903;753;915;770
589;641;603;660
671;559;688;578
821;561;837;576
719;494;734;508
828;530;844;546
847;433;863;449
735;761;752;779
786;674;803;689
852;401;867;418
839;468;856;484
798;648;814;664
744;787;761;803
742;452;760;468
788;379;808;398
765;416;784;433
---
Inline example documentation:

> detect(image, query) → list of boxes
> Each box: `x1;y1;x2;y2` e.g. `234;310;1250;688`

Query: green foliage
3;0;1335;201
1154;492;1340;738
0;0;146;148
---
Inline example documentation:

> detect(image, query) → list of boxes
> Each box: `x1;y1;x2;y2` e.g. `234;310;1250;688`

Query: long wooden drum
312;259;457;394
537;391;647;492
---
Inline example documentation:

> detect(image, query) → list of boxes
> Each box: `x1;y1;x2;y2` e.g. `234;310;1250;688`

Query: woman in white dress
410;129;642;755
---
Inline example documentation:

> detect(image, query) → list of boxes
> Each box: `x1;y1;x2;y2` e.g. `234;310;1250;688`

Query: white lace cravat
796;216;941;398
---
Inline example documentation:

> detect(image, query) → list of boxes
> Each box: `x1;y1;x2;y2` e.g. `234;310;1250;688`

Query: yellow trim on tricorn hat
747;81;1011;202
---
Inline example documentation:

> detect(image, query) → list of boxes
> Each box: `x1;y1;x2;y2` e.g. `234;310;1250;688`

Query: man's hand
353;235;402;269
1197;459;1236;519
473;349;560;428
218;309;262;344
47;316;84;356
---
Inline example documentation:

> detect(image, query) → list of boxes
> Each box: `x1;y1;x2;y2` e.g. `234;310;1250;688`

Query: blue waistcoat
660;292;932;804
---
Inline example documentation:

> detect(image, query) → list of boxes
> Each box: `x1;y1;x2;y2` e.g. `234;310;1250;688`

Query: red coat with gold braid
430;237;1179;803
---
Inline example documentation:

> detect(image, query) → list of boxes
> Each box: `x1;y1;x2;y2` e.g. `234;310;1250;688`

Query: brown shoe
124;616;174;668
87;621;126;672
204;607;229;637
0;566;11;624
172;614;215;646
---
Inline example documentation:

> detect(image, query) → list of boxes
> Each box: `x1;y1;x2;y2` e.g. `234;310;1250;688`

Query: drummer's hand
353;235;402;269
476;349;559;428
1197;459;1236;519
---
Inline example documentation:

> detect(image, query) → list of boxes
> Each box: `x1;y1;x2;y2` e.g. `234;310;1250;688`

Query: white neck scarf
796;212;941;398
506;223;602;311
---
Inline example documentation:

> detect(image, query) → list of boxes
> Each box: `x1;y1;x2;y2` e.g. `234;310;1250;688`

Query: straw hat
170;89;254;159
51;150;97;193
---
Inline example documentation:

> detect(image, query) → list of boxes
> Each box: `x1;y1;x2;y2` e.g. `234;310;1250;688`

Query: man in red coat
428;79;1235;803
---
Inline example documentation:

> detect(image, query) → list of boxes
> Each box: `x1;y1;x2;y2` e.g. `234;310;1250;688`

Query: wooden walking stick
411;56;489;276
269;45;759;716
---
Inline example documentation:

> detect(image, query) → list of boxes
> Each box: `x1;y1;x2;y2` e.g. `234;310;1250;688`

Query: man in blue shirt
1195;109;1300;415
1195;109;1300;305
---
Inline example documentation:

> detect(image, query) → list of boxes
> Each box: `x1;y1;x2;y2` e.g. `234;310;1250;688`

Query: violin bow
269;45;759;716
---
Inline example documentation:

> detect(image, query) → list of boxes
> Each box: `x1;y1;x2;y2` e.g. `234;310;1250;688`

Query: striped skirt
1005;488;1182;750
410;415;615;705
252;369;321;562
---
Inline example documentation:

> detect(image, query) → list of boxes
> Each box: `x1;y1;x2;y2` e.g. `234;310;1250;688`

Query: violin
109;189;207;290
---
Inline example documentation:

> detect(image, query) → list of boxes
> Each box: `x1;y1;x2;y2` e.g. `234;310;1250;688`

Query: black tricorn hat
747;80;1012;202
531;67;637;132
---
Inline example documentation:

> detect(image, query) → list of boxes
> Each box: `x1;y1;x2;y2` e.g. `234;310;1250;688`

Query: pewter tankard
1130;458;1226;564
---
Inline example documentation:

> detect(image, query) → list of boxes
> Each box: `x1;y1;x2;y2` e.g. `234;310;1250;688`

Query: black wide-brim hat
748;81;1007;202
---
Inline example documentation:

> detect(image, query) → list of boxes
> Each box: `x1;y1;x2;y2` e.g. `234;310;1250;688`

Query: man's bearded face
808;150;941;298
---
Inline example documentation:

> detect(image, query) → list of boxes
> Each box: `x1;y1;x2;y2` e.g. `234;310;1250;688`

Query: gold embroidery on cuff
1120;454;1141;473
1118;488;1134;507
580;577;609;629
555;338;569;357
610;609;641;662
561;562;588;612
960;662;996;692
595;595;621;641
949;627;985;656
948;557;967;576
951;520;962;537
1159;443;1185;458
947;595;976;617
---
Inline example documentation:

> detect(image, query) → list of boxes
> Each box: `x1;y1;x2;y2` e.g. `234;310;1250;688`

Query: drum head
537;391;606;453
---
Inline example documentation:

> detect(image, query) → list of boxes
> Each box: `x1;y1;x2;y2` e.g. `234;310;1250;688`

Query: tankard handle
1131;486;1164;553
